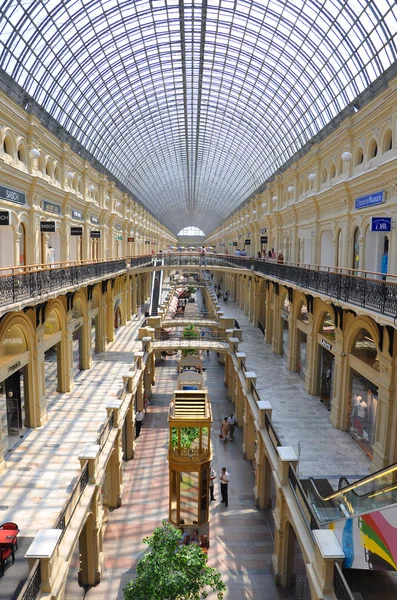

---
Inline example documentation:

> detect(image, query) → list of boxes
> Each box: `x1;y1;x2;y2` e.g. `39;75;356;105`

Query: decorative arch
16;137;29;166
329;162;336;179
367;138;378;160
2;128;16;159
45;157;54;179
44;299;67;332
321;167;327;183
344;316;380;357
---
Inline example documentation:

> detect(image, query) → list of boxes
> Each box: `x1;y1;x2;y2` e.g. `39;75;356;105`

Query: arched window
0;324;28;356
299;300;308;323
320;312;335;340
337;158;343;175
329;162;336;179
44;309;61;337
3;134;14;158
383;130;392;153
355;148;364;166
368;139;378;159
351;328;378;368
322;168;327;183
54;165;61;184
177;226;205;236
336;229;342;267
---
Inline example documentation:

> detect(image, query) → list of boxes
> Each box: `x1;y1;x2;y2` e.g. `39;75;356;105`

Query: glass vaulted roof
0;1;396;234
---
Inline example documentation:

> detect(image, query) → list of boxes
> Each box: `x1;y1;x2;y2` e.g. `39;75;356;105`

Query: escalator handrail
308;461;397;502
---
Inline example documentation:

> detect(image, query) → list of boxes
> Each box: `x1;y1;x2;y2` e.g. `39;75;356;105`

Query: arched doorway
282;521;310;598
72;297;85;376
19;222;26;266
352;227;360;271
90;288;101;354
0;323;30;453
320;230;333;267
0;223;15;269
280;294;290;362
295;299;308;378
114;301;122;330
317;311;336;409
335;229;342;267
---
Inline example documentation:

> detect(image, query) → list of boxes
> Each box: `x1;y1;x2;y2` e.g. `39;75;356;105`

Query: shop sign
229;242;233;246
320;338;332;351
40;221;56;232
115;235;122;241
371;217;391;232
43;200;61;215
71;226;83;236
260;236;268;244
232;241;238;246
71;209;83;221
127;236;134;242
90;215;99;224
90;230;100;238
8;360;21;374
244;239;251;245
0;185;25;205
281;311;289;320
0;211;10;226
355;191;384;210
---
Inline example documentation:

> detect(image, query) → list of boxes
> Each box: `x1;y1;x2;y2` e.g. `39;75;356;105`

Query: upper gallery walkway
0;316;144;538
220;298;371;481
1;253;397;323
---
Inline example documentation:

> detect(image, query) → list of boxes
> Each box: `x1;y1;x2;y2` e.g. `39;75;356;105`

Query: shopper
220;417;229;442
135;409;144;438
228;413;237;440
220;467;230;507
209;466;216;501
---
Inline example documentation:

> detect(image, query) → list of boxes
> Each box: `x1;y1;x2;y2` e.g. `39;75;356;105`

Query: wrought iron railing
16;560;41;600
96;411;115;450
54;460;89;542
333;563;355;600
154;330;226;341
288;465;319;536
264;412;282;449
250;381;261;406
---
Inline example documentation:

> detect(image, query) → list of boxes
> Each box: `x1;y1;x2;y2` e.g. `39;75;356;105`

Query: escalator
149;259;164;316
305;462;397;570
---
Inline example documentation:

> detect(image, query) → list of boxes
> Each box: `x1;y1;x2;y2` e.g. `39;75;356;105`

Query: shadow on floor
0;537;33;600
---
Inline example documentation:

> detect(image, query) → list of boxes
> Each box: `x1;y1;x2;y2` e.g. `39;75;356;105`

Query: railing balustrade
288;465;319;536
16;560;41;600
54;460;89;542
333;563;355;600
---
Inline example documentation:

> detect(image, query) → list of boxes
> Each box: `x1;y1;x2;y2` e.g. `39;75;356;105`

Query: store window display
349;371;378;459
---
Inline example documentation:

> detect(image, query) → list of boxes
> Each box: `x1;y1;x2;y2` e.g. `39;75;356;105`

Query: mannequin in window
47;245;55;267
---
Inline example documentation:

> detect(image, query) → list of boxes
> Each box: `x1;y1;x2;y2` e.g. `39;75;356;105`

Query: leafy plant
123;522;226;600
171;427;200;449
182;324;199;356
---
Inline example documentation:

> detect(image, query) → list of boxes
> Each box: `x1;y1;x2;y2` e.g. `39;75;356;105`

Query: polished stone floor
219;297;371;480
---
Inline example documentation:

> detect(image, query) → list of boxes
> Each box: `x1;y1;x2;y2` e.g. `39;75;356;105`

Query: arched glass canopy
0;0;396;234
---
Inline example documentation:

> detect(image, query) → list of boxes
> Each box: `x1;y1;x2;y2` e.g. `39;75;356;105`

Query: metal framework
0;0;396;233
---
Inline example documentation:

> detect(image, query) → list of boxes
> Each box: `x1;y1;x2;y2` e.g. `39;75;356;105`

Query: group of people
234;248;247;256
178;527;201;546
214;282;230;302
209;466;230;507
220;414;237;442
256;248;285;263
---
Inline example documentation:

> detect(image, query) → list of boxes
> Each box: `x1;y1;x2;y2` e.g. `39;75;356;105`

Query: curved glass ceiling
0;0;396;234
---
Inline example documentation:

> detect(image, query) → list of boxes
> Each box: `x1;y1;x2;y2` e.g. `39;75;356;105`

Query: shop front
43;308;63;404
348;328;379;459
281;296;290;362
0;324;30;453
296;300;308;379
317;312;336;409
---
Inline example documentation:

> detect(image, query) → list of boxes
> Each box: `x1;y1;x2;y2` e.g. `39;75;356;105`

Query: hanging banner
127;237;134;243
244;239;251;245
260;236;268;244
71;226;83;236
40;221;56;232
90;230;100;238
232;241;238;246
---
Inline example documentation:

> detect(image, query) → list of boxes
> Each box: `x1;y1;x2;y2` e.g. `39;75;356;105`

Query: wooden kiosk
168;390;212;527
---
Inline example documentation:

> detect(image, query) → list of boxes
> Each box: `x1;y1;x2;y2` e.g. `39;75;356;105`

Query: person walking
220;467;230;507
209;466;216;501
228;413;237;440
135;409;144;438
220;417;229;442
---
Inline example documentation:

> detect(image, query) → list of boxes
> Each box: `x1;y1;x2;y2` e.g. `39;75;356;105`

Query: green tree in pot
123;522;225;600
182;323;199;357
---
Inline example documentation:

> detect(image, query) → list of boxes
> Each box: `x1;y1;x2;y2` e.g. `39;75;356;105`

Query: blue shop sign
371;217;391;232
355;191;384;210
0;184;25;205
